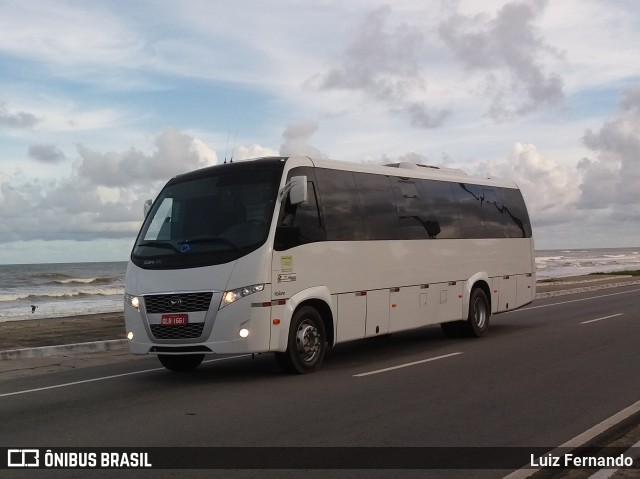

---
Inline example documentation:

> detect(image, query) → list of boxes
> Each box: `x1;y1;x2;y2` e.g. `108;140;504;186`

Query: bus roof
292;156;519;189
169;156;519;190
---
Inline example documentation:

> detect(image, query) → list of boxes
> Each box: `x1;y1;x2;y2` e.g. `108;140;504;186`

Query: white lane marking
502;398;640;479
509;288;640;313
0;355;252;399
587;439;640;479
580;313;623;325
353;352;463;377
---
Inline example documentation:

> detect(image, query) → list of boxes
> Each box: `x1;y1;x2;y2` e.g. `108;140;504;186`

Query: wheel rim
473;297;487;329
295;319;320;363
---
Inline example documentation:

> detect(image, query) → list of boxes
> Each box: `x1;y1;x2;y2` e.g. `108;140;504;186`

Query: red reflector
273;319;281;325
253;302;273;308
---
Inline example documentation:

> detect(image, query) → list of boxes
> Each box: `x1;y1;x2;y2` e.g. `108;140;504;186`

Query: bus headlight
125;294;140;311
220;284;265;309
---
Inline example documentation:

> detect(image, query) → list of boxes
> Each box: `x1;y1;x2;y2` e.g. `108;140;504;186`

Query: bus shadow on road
135;321;532;382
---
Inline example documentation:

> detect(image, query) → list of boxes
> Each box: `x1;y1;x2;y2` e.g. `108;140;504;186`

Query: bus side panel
497;275;518;312
432;282;464;324
272;237;533;339
389;286;422;333
365;289;390;336
516;273;535;307
273;240;533;299
336;292;366;342
420;285;449;326
269;301;288;351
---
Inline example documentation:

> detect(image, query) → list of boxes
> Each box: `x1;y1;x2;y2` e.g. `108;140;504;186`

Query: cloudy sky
0;0;639;264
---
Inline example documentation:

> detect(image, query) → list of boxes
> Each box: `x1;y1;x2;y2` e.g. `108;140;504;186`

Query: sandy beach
0;312;125;351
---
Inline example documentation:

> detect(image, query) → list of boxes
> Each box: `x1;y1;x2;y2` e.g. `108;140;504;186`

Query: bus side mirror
278;176;307;205
143;199;153;217
289;176;307;205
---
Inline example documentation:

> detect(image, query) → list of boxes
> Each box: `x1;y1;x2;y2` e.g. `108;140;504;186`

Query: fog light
127;331;134;341
239;328;249;338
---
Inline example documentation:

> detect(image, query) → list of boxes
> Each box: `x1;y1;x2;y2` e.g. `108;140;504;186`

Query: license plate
161;314;189;326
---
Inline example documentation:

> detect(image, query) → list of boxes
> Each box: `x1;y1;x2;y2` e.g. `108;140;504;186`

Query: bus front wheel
158;354;204;371
276;306;326;374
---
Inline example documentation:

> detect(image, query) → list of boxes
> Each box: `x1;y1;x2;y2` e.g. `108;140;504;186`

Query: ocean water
535;247;640;279
0;247;639;322
0;262;127;322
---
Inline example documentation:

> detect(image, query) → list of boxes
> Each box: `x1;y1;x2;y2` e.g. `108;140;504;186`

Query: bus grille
150;323;205;340
144;292;213;314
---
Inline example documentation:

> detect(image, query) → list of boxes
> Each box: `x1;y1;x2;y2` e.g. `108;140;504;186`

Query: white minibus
124;156;535;373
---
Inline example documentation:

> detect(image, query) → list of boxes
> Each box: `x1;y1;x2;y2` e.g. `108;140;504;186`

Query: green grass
589;270;640;276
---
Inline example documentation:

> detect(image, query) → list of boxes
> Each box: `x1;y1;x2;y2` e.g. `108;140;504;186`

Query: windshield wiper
182;237;243;253
137;241;180;253
138;237;245;254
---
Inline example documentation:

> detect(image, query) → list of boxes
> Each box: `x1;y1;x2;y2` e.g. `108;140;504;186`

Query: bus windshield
131;164;283;269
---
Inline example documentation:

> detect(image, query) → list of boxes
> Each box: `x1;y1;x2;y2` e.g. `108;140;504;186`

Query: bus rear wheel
463;288;490;337
441;287;490;338
276;306;326;374
158;354;204;371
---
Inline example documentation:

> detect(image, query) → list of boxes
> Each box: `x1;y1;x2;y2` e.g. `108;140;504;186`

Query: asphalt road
1;285;639;479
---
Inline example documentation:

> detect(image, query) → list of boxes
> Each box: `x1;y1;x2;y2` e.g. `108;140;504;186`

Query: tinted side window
275;168;326;250
354;173;400;240
453;183;486;238
422;180;461;239
315;168;365;241
482;187;509;238
502;188;533;238
393;178;431;239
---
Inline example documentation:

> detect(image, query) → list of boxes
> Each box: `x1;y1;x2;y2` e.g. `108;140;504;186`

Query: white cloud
315;5;450;129
28;144;66;163
0;1;143;68
75;127;214;187
1;0;639;261
475;142;580;226
578;82;640;219
279;120;328;158
0;128;218;244
439;0;564;121
0;181;28;218
233;144;279;162
543;0;640;92
469;80;640;248
0;102;39;129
